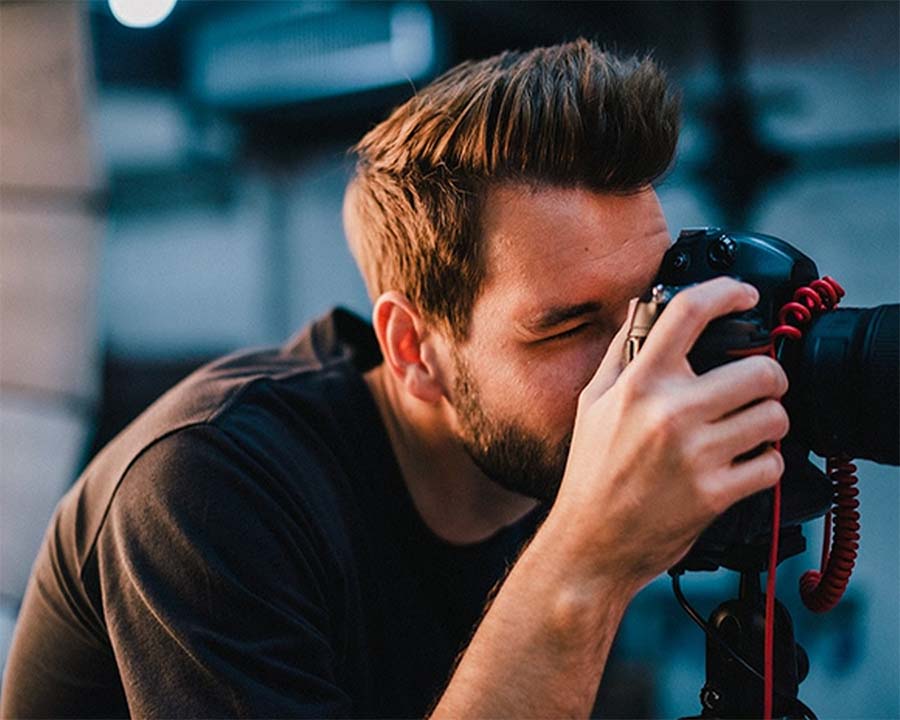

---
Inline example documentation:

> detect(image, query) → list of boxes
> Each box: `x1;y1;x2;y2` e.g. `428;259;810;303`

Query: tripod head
673;570;815;720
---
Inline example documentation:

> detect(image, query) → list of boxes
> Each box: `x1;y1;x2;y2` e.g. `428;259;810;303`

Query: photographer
1;39;789;718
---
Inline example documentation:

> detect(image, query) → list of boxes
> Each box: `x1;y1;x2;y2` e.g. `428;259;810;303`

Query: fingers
581;298;639;402
636;277;759;369
692;355;789;421
700;398;790;466
705;447;785;513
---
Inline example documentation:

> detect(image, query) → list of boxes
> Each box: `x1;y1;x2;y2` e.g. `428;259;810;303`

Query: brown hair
344;38;680;340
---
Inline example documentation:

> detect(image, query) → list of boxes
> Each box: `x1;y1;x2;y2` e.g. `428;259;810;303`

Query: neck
364;364;538;545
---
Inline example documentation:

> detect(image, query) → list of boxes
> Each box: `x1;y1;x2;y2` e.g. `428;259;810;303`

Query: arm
431;516;636;718
431;278;790;718
99;425;353;718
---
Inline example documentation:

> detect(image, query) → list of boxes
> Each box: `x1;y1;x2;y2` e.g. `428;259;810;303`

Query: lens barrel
785;303;899;465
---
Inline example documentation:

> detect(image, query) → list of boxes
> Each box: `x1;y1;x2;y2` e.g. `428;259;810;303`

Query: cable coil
770;276;859;614
798;458;860;612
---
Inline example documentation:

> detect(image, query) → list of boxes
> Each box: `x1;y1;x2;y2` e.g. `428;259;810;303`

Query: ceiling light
108;0;177;29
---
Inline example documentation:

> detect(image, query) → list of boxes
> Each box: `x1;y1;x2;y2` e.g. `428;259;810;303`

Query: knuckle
763;358;789;396
774;403;791;438
764;449;785;482
740;356;787;398
760;399;790;438
670;290;702;318
684;440;709;476
748;356;783;393
617;369;647;405
646;397;680;436
714;275;745;293
699;477;729;516
676;384;702;414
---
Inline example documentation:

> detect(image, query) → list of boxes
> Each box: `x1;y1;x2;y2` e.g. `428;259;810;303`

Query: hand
547;277;790;594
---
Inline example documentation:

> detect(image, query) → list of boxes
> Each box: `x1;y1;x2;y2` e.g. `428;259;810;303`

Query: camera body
633;228;900;718
649;227;831;572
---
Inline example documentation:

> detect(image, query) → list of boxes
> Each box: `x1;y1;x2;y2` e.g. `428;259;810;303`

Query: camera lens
786;303;899;464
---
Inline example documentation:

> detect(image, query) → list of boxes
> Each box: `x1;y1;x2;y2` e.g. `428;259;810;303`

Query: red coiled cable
761;275;856;718
770;275;859;614
799;457;860;612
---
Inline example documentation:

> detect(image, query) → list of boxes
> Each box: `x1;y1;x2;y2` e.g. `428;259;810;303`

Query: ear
371;292;448;404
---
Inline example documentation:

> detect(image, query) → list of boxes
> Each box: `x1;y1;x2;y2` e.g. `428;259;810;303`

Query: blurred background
0;1;897;716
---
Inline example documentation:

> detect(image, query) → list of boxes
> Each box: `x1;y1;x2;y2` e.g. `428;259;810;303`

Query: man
1;39;788;718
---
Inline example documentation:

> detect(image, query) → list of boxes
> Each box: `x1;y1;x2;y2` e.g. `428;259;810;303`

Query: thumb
581;297;639;402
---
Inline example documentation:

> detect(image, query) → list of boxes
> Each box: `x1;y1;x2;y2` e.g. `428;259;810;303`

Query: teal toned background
1;2;897;717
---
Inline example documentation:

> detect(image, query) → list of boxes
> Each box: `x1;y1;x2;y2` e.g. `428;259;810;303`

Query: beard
450;350;572;502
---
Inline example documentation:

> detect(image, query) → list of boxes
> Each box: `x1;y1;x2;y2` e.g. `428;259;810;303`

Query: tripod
673;570;816;719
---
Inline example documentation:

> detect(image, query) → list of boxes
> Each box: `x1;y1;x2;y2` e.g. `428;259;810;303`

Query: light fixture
108;0;177;29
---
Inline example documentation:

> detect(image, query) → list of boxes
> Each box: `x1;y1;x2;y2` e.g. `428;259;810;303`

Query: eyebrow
521;301;604;333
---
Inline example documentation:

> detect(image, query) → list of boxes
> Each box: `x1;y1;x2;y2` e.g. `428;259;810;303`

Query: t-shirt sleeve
95;423;353;718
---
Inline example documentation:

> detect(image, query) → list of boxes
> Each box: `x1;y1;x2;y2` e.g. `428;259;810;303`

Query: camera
626;227;899;574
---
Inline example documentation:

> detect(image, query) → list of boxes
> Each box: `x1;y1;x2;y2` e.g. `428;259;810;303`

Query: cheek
528;344;604;411
490;336;611;434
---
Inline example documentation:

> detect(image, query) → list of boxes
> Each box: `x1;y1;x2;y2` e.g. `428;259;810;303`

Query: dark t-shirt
1;309;547;719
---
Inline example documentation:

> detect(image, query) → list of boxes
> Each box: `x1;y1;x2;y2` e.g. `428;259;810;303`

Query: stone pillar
0;1;104;656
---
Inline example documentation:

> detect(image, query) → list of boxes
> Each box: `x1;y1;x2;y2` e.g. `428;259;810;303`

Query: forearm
429;515;637;719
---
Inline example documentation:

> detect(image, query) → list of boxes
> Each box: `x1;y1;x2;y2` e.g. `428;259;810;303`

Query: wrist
525;512;639;644
431;507;639;719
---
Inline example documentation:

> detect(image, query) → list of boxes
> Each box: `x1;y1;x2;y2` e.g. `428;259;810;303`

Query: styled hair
344;38;680;340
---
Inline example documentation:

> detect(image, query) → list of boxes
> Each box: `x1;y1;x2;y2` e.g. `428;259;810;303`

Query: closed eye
545;323;591;342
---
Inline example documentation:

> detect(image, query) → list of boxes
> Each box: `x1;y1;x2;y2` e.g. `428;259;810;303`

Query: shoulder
102;423;346;593
61;308;383;578
88;422;356;718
